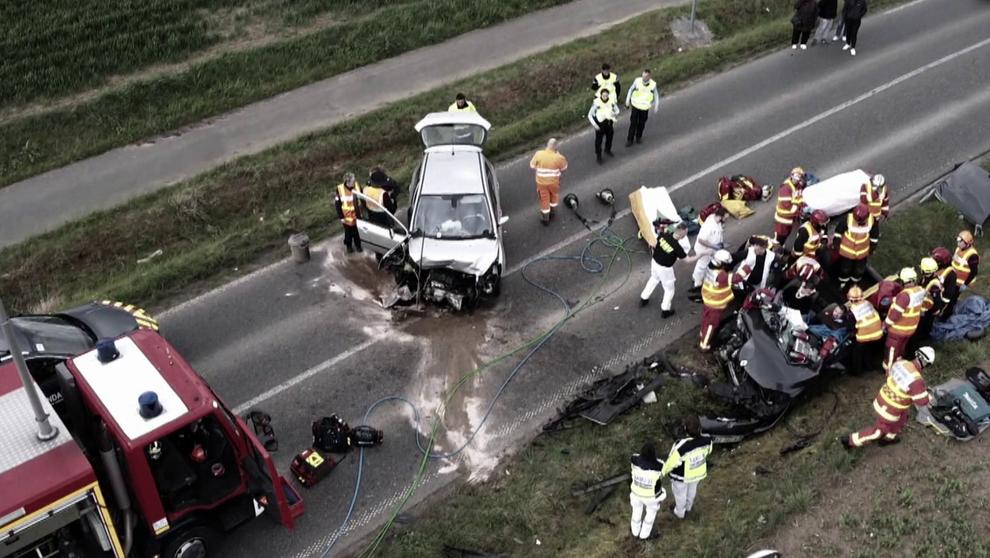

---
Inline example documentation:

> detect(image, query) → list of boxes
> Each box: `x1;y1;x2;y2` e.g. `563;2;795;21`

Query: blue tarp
931;296;990;342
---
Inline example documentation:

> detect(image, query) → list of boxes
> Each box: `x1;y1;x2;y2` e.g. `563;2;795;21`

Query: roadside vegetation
0;0;911;315
0;0;570;186
370;186;990;557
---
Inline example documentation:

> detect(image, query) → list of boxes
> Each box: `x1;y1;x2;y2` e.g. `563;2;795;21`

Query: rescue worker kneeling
629;442;666;540
694;250;735;352
661;415;713;520
842;347;934;448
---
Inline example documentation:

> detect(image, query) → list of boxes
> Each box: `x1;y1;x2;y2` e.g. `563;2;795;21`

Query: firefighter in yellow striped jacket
831;203;879;291
842;347;933;449
698;250;735;352
846;286;883;373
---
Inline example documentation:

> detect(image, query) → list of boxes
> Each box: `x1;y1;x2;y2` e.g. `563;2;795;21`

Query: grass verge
0;0;571;187
0;0;909;314
370;182;990;557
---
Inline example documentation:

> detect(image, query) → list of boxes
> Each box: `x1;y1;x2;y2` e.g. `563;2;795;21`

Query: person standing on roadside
629;442;666;540
842;0;868;56
791;0;818;51
448;92;477;112
640;222;689;318
591;63;621;100
813;0;838;45
529;138;568;226
624;69;660;147
661;415;713;520
334;172;363;254
588;88;619;164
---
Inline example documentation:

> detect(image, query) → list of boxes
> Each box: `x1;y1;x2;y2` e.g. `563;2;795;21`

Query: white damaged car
356;112;508;310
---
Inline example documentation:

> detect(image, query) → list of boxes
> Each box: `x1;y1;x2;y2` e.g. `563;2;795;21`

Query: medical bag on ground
290;449;337;487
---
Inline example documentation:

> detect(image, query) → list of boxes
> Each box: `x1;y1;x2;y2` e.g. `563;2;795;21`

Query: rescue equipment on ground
290;449;338;488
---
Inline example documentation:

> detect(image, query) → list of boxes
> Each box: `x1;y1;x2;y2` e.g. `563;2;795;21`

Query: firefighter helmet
811;209;829;226
790;167;805;182
931;246;951;267
899;267;918;283
958;230;975;246
916;346;935;367
852;203;870;223
847;285;864;302
870;174;886;188
714;249;733;265
920;257;938;275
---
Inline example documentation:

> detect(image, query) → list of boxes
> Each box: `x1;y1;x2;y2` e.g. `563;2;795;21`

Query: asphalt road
152;0;990;555
0;0;681;248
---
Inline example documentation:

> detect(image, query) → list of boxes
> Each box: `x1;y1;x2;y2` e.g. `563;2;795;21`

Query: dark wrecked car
0;300;158;408
356;112;508;311
699;290;854;443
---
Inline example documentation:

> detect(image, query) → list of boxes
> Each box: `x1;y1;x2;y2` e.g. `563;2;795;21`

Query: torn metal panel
932;162;990;231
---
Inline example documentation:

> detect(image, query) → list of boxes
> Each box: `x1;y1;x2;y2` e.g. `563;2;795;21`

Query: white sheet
802;169;870;216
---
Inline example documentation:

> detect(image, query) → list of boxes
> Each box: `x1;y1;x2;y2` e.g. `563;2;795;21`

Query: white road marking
506;32;990;277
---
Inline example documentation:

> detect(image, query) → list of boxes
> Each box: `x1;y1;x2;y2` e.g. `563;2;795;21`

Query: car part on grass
570;473;631;496
922;161;990;234
584;484;619;515
543;351;680;431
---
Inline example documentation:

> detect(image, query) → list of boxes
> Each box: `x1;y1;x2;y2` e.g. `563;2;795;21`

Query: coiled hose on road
319;216;644;557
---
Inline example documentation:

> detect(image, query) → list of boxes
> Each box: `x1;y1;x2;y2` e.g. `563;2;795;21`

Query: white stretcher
629;186;691;252
802;169;870;216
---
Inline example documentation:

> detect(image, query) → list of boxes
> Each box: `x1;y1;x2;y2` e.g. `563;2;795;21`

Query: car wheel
161;525;219;558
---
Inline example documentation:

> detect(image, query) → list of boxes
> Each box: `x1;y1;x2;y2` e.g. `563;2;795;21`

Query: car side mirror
498;216;510;225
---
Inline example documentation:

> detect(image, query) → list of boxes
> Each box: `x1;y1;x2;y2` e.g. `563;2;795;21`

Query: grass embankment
0;0;570;187
372;188;990;557
0;0;905;314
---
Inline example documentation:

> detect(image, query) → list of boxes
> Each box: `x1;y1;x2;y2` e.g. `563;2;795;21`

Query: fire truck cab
1;329;303;558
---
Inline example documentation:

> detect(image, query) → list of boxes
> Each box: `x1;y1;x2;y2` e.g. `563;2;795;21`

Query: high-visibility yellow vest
661;437;713;483
337;184;361;226
838;213;874;260
702;268;734;310
592;98;617;122
364;186;386;213
796;221;822;258
862;181;888;219
774;180;803;226
887;286;925;335
629;77;656;110
848;300;883;342
448;100;477;112
630;463;662;499
594;72;618;98
952;246;979;285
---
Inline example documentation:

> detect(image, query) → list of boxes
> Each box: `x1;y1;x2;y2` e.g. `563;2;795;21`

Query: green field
0;0;571;186
369;192;990;557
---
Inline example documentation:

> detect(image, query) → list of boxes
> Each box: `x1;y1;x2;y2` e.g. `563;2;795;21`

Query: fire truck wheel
162;525;218;558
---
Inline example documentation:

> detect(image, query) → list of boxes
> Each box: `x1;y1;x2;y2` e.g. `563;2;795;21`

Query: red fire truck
0;329;303;557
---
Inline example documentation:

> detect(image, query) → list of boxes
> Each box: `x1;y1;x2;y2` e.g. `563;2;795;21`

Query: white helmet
871;173;886;187
714;249;733;265
916;346;935;367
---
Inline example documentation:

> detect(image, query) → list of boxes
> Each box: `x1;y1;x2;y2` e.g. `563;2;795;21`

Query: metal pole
690;0;699;31
0;298;59;441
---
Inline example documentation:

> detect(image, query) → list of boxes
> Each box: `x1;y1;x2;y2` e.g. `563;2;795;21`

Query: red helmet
852;204;870;223
810;209;829;226
930;246;951;267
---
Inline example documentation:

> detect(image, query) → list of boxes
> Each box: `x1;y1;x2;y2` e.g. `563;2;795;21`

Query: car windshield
0;316;94;358
413;194;492;239
420;124;486;148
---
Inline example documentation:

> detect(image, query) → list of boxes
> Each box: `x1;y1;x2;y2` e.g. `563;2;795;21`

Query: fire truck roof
0;363;95;527
69;329;214;450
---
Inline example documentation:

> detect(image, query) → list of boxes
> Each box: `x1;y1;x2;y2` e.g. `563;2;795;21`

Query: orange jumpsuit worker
882;267;925;372
859;173;890;222
529;138;569;226
842;347;933;448
773;167;807;243
952;230;980;289
698;250;735;352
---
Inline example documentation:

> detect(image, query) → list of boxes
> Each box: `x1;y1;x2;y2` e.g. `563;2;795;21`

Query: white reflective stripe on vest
889;361;919;392
630;464;661;498
536;169;562;178
850;301;876;321
907;288;926;309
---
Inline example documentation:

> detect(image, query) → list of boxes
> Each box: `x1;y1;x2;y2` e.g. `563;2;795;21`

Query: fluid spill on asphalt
317;245;395;305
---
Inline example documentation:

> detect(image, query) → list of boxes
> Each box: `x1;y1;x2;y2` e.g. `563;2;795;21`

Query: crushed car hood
407;237;500;275
738;310;818;397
